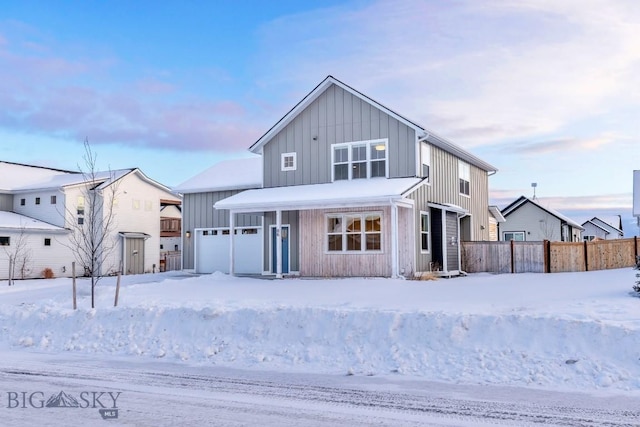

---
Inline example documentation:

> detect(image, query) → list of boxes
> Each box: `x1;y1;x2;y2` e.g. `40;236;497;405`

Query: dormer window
332;139;387;181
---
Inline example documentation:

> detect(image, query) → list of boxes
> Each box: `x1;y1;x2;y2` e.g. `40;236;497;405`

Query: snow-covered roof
215;177;421;212
173;157;263;194
10;169;133;192
489;205;506;223
0;161;78;192
0;211;68;233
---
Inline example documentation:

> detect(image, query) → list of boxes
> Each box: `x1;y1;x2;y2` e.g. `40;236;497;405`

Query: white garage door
195;228;262;274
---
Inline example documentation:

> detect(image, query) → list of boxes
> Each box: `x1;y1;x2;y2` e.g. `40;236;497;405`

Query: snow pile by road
1;268;639;393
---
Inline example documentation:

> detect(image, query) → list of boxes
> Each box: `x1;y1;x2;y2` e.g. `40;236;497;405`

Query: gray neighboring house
499;196;584;242
176;75;498;278
581;216;624;241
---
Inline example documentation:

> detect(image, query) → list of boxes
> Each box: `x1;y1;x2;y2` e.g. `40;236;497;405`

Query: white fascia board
215;196;408;213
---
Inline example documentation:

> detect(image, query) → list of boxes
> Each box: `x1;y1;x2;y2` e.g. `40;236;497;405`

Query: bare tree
538;215;557;241
62;139;120;308
3;225;32;283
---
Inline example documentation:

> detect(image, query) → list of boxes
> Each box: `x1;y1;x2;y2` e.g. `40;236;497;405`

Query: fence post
583;241;589;272
544;240;551;273
510;239;515;273
635;236;638;259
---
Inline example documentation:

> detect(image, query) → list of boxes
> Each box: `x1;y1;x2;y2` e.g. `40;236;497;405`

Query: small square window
281;152;297;171
35;197;41;205
20;198;25;206
0;236;9;246
78;217;84;225
50;195;57;204
44;238;51;246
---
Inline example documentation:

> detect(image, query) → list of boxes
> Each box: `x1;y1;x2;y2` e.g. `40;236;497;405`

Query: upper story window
421;142;430;182
458;161;470;196
50;195;57;204
281;152;297;171
0;236;9;246
20;198;25;206
77;196;85;215
35;197;41;205
332;139;387;181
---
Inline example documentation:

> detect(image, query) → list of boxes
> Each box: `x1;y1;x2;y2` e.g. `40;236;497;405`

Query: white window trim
503;231;525;241
281;152;297;171
420;211;430;253
325;212;383;254
331;139;389;181
458;161;471;197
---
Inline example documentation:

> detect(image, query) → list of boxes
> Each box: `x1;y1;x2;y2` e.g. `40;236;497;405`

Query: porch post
391;201;399;278
276;209;283;279
229;210;235;276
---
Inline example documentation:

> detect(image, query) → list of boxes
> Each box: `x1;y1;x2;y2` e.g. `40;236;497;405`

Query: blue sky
1;0;638;233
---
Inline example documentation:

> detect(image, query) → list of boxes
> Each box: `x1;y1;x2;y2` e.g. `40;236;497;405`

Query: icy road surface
0;352;638;427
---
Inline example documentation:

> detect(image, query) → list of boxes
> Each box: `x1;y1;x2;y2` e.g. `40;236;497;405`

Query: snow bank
1;268;639;392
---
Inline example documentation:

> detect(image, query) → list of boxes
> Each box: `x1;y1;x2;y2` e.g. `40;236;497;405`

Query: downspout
390;199;399;278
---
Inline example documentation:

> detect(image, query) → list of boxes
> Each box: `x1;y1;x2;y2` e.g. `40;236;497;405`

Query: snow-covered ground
1;268;640;394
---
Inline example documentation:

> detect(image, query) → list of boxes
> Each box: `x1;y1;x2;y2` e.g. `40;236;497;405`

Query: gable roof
173;157;263;194
248;75;497;173
501;196;584;230
0;161;79;192
582;216;623;236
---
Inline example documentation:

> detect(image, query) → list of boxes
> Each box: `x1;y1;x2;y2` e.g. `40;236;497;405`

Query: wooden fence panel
462;242;511;273
514;242;544;273
549;242;585;273
587;239;636;270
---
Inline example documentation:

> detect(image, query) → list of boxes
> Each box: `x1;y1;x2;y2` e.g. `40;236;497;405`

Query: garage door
195;228;262;274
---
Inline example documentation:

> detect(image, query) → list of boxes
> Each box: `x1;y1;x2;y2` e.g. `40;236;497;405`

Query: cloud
494;134;618;155
0;28;259;152
254;0;640;147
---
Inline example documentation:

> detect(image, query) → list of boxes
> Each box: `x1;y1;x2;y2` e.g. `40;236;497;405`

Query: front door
125;237;145;275
271;225;289;274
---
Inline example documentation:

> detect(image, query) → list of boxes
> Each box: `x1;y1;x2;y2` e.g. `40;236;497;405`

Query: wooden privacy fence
462;237;639;274
160;251;181;272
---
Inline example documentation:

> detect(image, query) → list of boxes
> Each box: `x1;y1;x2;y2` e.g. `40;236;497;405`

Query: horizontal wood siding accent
182;191;262;270
263;84;417;188
300;206;392;277
398;206;415;276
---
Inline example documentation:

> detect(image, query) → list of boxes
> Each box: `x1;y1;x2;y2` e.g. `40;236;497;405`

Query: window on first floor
35;197;41;205
420;211;430;252
44;238;51;246
50;195;57;204
20;198;25;206
503;231;525;241
0;236;9;246
327;213;382;252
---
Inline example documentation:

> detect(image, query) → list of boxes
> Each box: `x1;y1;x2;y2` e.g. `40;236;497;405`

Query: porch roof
214;177;422;213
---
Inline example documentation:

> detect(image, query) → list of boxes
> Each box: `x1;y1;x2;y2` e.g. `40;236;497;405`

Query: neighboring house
160;204;182;253
176;75;498;277
499;196;583;242
581;216;624;241
488;206;506;241
0;161;181;279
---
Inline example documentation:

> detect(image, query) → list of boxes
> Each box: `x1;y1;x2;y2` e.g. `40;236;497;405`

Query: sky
1;0;639;233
